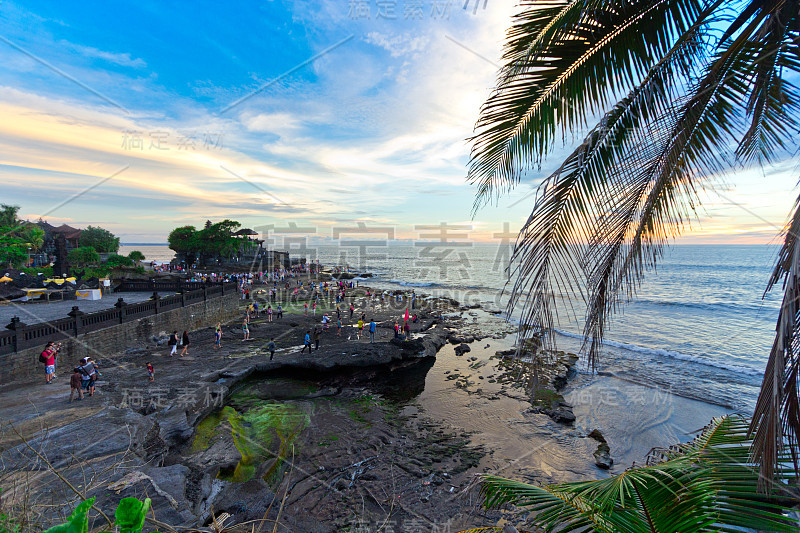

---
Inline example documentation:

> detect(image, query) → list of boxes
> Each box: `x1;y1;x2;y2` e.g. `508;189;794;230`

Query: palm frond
471;416;799;533
505;7;719;360
752;192;800;486
468;0;711;210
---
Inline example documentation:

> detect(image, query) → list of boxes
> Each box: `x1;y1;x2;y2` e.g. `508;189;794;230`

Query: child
69;367;84;402
146;362;155;382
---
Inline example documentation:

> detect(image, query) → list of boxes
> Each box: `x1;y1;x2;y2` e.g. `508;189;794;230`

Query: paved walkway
0;292;161;325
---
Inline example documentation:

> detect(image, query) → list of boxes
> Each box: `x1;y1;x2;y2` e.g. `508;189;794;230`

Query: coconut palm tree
468;0;800;483
459;416;799;532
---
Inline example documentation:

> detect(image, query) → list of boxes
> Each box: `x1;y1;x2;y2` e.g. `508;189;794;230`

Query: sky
0;0;797;245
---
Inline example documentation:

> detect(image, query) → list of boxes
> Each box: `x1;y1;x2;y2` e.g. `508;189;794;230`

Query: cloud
62;42;147;69
364;32;429;57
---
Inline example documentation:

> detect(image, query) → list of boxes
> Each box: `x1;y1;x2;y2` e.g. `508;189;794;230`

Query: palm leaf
465;416;798;533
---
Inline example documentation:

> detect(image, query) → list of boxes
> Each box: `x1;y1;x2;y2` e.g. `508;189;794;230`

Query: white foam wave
553;329;763;377
387;279;438;287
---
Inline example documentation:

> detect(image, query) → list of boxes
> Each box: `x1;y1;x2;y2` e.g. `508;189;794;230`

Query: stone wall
2;292;240;384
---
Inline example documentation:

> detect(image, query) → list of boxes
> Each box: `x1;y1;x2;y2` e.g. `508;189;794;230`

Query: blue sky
0;0;797;244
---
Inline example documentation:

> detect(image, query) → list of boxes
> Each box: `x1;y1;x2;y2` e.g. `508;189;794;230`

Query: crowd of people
39;263;424;402
39;342;101;402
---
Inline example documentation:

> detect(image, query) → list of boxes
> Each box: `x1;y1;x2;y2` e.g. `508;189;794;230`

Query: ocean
120;243;780;413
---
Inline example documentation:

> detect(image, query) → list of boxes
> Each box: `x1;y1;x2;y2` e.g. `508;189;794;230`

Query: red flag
404;308;409;322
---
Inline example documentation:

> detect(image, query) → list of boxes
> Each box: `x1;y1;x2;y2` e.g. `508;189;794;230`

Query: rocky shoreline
0;282;586;532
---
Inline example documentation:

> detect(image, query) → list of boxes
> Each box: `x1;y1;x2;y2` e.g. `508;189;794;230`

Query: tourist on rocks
369;320;376;343
322;313;330;330
267;304;273;322
393;321;400;339
314;327;321;350
403;321;410;337
267;338;276;360
79;357;99;397
337;318;342;336
357;318;364;339
304;303;308;316
69;367;84;401
336;305;341;320
349;303;355;319
301;330;312;353
313;302;317;316
242;317;250;341
180;330;190;356
214;323;222;349
168;331;179;356
277;304;283;319
146;362;155;382
40;342;56;384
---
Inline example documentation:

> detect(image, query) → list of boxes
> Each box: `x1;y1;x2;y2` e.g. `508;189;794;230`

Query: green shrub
104;255;134;268
67;247;100;266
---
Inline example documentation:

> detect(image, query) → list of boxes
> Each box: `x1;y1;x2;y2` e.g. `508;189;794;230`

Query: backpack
39;353;47;364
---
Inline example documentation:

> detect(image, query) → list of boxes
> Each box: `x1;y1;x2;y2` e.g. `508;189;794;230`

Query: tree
462;416;798;532
168;225;198;265
0;229;26;267
79;226;119;253
197;219;242;260
105;254;134;268
127;250;145;263
0;204;20;228
468;0;800;483
19;224;44;251
67;246;100;266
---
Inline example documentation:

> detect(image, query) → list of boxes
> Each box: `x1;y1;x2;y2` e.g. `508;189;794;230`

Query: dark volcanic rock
544;406;576;424
454;343;471;356
390;336;426;354
593;442;613;469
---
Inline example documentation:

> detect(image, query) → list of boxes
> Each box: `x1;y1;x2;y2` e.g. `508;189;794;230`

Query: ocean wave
387;279;439;288
633;297;775;313
553;329;763;377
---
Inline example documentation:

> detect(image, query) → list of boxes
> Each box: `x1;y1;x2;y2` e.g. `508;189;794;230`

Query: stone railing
0;281;237;355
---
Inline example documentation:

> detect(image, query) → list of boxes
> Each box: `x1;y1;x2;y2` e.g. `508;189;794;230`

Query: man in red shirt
41;344;56;384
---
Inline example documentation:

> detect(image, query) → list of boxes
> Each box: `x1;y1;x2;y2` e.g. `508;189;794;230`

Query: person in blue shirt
369;320;377;343
301;330;312;353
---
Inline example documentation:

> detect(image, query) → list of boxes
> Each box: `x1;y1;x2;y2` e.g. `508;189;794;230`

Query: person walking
146;362;155;382
314;327;321;351
242;317;250;341
69;367;84;401
349;303;355;319
369;320;376;343
277;304;283;319
267;338;276;360
214;323;222;349
301;330;312;353
79;357;99;397
337;318;342;336
357;318;363;339
180;331;190;356
168;331;179;356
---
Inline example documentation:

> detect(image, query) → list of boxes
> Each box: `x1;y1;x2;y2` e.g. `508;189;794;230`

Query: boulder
593;442;613;469
544;406;575;424
390;336;426;354
454;343;471;356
